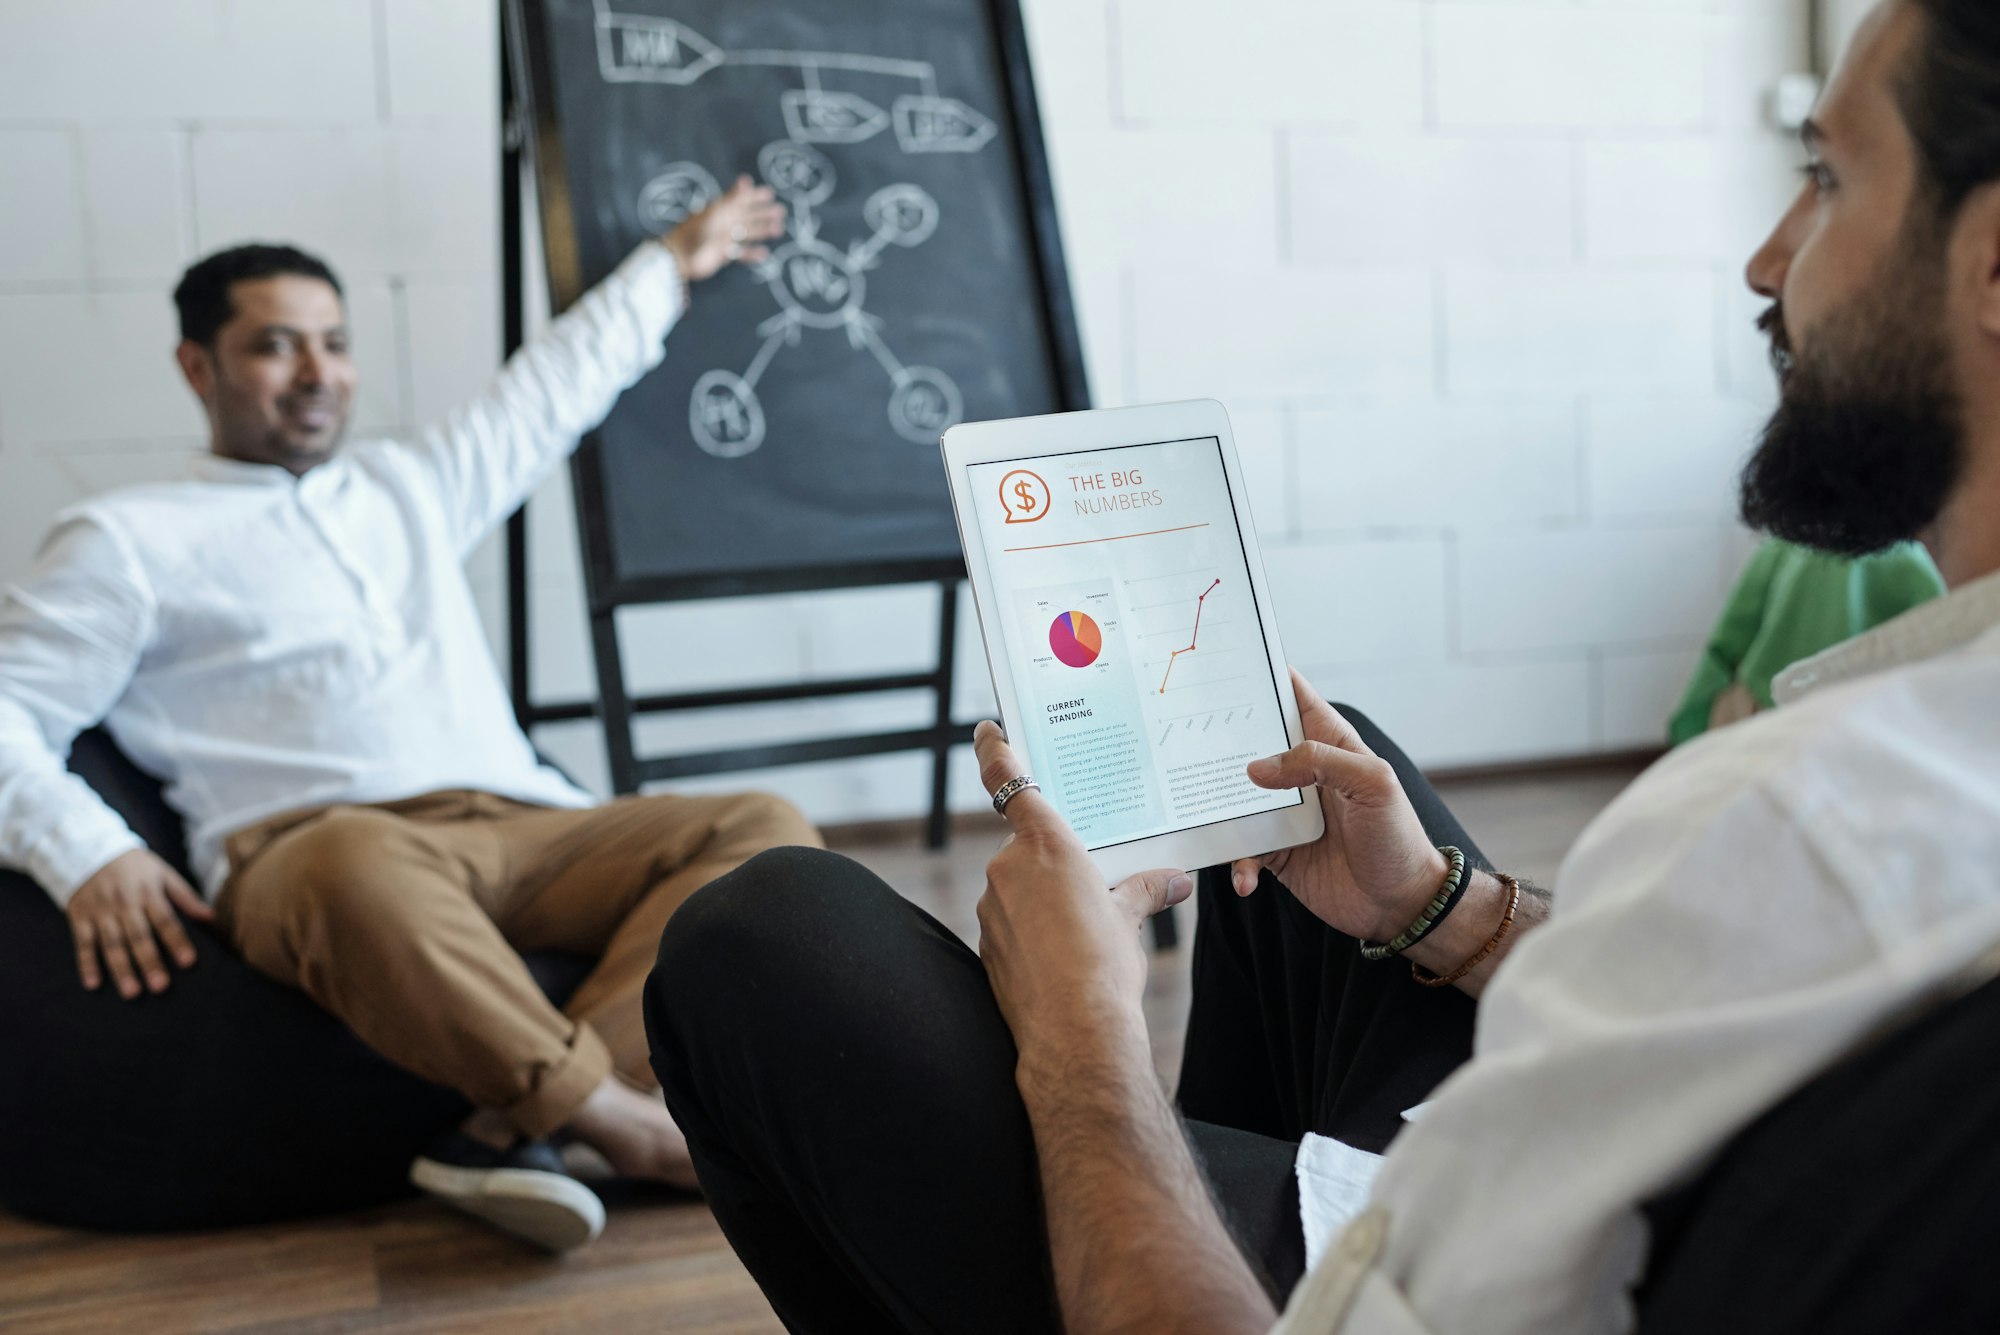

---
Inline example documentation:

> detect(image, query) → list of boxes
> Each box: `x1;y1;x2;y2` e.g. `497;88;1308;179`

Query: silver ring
991;775;1039;815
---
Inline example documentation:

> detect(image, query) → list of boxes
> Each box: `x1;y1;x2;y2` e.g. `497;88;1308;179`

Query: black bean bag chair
1638;969;2000;1332
0;730;589;1232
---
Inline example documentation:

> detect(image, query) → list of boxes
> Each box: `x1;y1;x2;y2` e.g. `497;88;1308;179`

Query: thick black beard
1738;246;1965;558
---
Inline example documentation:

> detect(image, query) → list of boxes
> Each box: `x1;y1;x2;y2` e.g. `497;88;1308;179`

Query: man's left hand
663;176;786;283
973;720;1192;1059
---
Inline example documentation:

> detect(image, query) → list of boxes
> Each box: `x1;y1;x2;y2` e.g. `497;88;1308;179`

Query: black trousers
644;708;1480;1334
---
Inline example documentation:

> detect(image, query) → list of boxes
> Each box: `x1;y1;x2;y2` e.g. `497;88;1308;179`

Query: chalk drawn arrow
596;12;723;85
781;90;892;144
892;96;998;153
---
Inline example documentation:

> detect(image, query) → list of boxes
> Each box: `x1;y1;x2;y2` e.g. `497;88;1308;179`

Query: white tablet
942;399;1324;884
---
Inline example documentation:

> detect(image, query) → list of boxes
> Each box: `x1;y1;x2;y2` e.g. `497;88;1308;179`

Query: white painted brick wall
1287;134;1576;264
0;0;1810;824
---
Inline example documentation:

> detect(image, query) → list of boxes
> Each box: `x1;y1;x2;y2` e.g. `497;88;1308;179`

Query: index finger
1288;667;1372;757
972;720;1061;832
73;918;102;990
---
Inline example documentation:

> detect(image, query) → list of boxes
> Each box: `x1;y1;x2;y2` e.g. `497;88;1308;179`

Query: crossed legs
217;786;820;1178
645;707;1481;1330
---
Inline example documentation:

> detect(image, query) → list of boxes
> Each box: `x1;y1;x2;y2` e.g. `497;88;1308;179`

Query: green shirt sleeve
1669;540;1785;747
1848;543;1946;628
1670;540;1945;747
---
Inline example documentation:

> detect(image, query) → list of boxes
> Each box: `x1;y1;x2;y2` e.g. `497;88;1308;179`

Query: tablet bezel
941;399;1324;884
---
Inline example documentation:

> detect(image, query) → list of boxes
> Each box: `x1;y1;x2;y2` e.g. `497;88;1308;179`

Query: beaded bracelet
1412;874;1521;988
1359;846;1468;961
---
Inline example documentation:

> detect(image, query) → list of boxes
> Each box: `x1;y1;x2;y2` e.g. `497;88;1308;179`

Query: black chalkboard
510;0;1087;597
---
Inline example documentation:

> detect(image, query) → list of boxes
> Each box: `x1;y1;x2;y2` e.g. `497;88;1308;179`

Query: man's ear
174;339;214;402
1963;181;2000;343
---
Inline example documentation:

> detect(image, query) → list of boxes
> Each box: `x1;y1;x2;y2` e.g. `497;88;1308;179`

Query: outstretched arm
973;722;1278;1335
402;178;785;551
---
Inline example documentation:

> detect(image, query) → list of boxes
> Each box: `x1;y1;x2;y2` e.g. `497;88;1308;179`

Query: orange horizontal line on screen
1002;522;1211;553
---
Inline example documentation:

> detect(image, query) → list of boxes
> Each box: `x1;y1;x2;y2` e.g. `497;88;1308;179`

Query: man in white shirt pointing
644;1;2000;1330
0;177;818;1250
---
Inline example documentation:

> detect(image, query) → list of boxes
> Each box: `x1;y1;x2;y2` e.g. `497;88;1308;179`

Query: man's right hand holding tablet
1234;668;1550;997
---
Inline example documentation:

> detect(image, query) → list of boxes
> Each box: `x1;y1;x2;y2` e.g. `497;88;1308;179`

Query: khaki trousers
214;788;821;1139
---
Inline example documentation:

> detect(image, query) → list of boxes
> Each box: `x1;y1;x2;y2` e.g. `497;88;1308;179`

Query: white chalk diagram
595;1;998;458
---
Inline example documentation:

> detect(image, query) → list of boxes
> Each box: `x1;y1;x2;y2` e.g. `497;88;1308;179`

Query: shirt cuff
1296;1133;1387;1273
613;240;689;336
30;822;145;908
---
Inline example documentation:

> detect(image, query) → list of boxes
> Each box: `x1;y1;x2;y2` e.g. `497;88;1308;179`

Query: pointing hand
665;176;787;282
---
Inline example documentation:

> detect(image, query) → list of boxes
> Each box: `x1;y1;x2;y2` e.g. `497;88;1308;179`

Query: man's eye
1801;162;1836;193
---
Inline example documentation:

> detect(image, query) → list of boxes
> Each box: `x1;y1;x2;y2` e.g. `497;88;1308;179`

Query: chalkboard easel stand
497;23;973;853
496;3;1177;946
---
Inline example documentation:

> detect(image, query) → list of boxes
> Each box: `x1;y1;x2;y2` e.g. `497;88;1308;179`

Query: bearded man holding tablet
644;1;2000;1331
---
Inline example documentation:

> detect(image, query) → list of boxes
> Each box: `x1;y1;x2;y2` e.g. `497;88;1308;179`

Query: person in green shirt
1669;537;1944;745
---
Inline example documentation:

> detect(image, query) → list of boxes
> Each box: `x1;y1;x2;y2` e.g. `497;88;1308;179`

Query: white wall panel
0;0;1813;824
1289;134;1575;264
1265;538;1450;668
1306;657;1595;769
1132;266;1435;401
0;131;87;285
79;130;191;283
1446;268;1716;394
1586;394;1767;520
1433;5;1711;130
0;1;377;123
1117;1;1425;128
0;292;195;441
1600;644;1704;749
1458;524;1729;655
1295;399;1581;530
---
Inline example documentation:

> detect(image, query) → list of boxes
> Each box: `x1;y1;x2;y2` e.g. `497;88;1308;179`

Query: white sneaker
410;1132;607;1252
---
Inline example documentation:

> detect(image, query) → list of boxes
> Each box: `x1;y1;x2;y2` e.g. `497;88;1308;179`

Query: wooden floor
0;762;1644;1334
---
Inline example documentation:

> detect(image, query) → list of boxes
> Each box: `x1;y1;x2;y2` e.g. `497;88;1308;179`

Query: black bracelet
1359;847;1471;961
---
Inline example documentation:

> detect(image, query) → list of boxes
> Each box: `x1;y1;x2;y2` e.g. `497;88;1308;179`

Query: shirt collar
1774;563;2000;704
191;452;344;491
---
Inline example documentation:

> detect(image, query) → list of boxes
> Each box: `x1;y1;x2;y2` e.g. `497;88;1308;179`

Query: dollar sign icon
999;469;1050;524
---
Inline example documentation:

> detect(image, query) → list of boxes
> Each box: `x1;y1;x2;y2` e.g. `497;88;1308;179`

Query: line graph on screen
1156;578;1220;694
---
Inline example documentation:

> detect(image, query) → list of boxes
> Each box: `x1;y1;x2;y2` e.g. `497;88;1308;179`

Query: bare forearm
1016;1012;1277;1335
1400;870;1552;997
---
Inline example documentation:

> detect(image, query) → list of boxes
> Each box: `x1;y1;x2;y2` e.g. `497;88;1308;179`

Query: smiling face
176;274;357;476
1739;0;2000;579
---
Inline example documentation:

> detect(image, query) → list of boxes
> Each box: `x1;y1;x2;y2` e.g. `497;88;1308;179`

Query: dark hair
172;243;343;346
1902;0;2000;219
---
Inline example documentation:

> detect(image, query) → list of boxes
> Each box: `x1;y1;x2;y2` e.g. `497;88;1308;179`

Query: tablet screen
967;435;1302;852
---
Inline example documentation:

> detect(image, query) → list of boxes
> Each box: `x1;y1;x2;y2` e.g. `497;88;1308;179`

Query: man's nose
1745;190;1810;300
294;346;326;389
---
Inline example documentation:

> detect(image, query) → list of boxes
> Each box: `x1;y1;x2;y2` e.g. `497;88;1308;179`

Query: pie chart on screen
1049;611;1103;668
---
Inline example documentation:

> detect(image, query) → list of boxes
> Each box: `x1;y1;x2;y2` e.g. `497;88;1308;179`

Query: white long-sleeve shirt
0;242;685;905
1275;566;2000;1334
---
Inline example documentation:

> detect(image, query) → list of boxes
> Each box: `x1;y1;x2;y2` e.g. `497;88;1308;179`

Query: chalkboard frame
507;0;1092;606
496;0;1149;885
